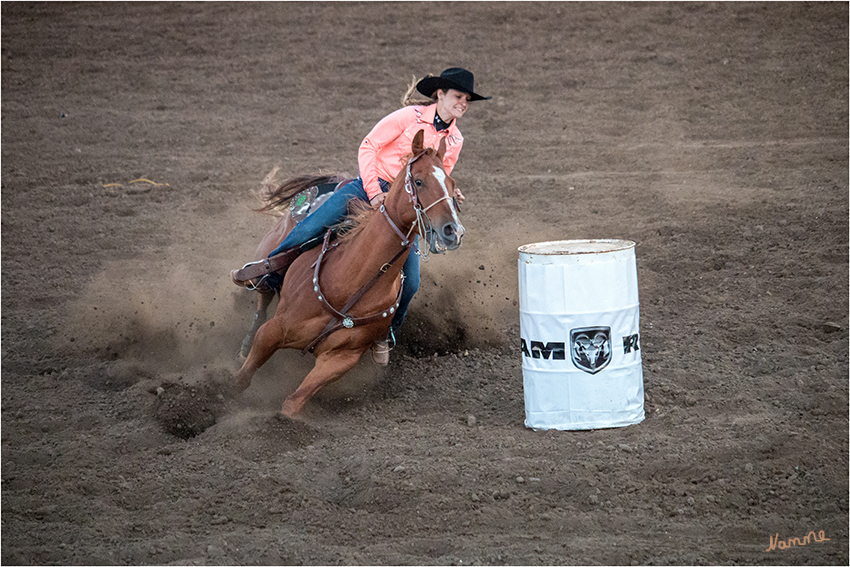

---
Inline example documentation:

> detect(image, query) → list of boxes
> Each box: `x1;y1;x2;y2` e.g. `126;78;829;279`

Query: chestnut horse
234;130;464;418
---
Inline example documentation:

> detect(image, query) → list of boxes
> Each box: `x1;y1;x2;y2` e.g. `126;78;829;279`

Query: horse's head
389;130;465;254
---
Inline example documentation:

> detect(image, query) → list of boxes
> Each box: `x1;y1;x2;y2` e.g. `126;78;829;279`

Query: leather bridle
390;149;458;259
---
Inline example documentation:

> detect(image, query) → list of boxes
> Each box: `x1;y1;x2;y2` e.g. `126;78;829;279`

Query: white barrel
518;239;644;430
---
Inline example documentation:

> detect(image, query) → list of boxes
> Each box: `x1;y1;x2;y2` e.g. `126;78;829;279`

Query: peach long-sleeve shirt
358;104;463;200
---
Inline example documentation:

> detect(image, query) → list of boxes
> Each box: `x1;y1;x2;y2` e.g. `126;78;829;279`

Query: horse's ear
437;136;447;162
412;129;425;154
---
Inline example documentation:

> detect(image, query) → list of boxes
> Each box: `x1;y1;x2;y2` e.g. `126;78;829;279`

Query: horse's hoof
278;410;306;424
275;410;322;434
230;370;253;394
280;398;304;420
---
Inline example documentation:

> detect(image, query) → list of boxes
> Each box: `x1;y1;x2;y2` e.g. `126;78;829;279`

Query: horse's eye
415;179;423;186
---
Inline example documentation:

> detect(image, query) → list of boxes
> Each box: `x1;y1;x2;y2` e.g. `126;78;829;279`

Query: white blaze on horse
233;130;464;418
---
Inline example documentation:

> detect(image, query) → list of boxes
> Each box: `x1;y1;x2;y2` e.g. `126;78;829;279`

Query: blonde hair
401;75;438;107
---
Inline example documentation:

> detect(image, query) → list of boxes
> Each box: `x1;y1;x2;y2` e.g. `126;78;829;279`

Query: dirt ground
2;2;848;565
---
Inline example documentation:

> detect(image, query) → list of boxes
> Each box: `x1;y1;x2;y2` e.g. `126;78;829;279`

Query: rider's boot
231;247;301;291
370;328;396;366
371;340;390;366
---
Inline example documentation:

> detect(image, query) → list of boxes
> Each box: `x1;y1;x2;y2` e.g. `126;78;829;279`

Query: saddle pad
290;182;340;223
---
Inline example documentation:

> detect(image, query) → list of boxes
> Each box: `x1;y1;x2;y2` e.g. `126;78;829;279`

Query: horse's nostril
443;224;455;238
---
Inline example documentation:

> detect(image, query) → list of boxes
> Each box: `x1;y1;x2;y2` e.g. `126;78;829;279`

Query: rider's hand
370;193;387;208
454;187;466;205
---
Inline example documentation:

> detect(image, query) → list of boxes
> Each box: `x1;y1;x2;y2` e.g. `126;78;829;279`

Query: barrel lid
518;239;635;255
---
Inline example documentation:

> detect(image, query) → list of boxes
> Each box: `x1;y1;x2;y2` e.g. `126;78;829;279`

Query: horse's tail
254;169;349;215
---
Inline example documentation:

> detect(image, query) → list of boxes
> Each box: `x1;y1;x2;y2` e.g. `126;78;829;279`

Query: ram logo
570;327;612;374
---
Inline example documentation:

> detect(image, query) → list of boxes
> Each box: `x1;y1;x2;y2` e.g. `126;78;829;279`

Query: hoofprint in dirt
2;2;847;566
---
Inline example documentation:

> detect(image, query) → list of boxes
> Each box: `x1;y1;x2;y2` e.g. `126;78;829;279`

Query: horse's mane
253;167;350;216
333;198;377;243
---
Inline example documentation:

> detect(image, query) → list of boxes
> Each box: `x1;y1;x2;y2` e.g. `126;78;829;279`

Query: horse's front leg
233;316;285;392
239;291;276;358
281;349;363;418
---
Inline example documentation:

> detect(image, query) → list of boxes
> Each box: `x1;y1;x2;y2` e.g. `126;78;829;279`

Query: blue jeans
270;177;419;335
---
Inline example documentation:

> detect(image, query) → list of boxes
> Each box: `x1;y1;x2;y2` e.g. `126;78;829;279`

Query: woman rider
233;68;489;364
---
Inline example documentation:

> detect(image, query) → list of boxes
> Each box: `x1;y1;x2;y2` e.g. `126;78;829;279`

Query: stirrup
248;272;284;294
230;247;300;287
231;262;265;288
231;258;273;284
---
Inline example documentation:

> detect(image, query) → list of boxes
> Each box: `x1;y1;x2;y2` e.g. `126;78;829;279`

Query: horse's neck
325;167;416;277
332;205;411;283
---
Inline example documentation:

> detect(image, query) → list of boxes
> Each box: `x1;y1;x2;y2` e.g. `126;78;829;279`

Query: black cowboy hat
416;67;491;101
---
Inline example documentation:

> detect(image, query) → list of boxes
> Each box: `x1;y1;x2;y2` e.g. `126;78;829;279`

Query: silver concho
342;317;355;329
